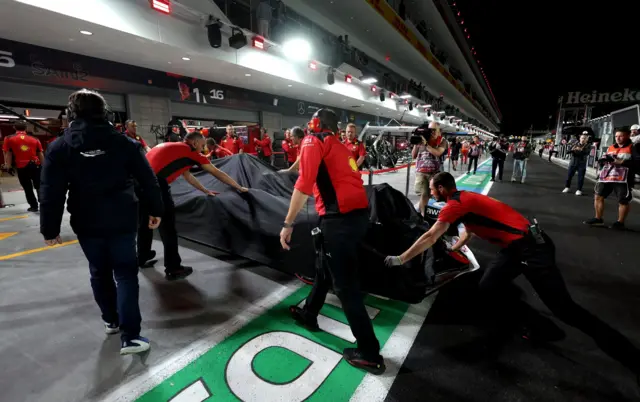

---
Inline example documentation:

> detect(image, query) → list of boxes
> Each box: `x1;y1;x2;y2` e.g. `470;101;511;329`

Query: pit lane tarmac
4;156;636;402
0;158;490;402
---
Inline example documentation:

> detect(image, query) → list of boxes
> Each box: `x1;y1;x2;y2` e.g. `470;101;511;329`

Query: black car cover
171;154;463;303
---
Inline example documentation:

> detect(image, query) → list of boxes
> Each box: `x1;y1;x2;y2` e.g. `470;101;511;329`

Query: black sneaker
583;218;604;226
165;266;193;281
289;306;320;331
610;221;625;230
138;250;157;268
343;348;386;375
27;207;38;212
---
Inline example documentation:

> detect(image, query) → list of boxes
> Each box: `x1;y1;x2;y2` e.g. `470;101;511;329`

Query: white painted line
169;379;211;402
101;281;303;402
350;292;438;402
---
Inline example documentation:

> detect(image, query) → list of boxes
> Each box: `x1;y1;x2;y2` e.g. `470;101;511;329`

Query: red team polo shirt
438;191;530;247
282;138;299;163
255;136;273;157
343;138;366;163
2;132;43;168
207;145;233;159
295;132;368;216
146;142;211;184
220;136;243;154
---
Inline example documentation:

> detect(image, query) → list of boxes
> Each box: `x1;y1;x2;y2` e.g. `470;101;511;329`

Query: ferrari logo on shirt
20;145;29;152
348;157;358;172
19;135;25;140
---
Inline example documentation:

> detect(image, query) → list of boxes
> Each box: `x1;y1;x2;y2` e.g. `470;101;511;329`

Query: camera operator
563;132;590;195
412;122;447;217
280;109;385;375
585;127;640;230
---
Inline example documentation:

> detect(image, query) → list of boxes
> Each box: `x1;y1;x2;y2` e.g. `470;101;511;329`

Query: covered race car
171;154;479;303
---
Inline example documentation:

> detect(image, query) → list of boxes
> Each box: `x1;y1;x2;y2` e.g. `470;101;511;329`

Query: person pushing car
280;108;385;375
385;172;640;379
139;131;249;281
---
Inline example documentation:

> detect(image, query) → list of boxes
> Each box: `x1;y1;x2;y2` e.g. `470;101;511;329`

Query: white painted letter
226;332;341;402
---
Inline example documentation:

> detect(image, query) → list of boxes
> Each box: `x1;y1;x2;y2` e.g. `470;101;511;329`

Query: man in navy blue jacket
40;89;164;355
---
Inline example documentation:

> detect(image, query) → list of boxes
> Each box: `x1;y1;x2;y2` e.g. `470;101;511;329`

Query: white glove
384;256;404;267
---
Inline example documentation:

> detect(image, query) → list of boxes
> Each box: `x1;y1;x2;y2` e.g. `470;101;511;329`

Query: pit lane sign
136;287;409;402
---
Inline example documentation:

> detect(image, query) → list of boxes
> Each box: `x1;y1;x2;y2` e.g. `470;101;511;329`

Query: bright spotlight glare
282;38;311;61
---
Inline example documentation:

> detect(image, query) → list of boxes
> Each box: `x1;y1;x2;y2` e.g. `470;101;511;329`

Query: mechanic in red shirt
2;121;44;212
124;120;151;152
254;127;274;165
280;109;384;375
220;124;244;154
385;172;640;375
281;129;298;167
205;137;233;160
343;123;366;169
140;131;248;281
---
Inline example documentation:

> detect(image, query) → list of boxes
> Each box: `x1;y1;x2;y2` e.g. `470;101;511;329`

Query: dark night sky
456;0;637;134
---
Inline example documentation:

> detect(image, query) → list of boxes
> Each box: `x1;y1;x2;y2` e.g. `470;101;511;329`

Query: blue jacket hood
64;119;120;150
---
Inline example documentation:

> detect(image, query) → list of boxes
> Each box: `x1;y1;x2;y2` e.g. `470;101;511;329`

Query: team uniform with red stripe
438;191;530;247
295;132;368;215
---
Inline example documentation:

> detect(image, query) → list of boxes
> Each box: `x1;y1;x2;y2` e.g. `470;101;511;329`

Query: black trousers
565;163;587;191
491;158;504;180
467;155;479;174
17;162;40;209
480;233;640;372
137;178;182;271
304;210;381;357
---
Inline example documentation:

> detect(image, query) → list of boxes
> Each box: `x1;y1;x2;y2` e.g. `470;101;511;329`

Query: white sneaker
562;188;570;193
575;190;582;196
120;336;150;355
104;322;120;335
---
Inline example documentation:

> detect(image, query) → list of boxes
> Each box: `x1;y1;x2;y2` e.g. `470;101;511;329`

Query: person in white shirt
631;124;640;144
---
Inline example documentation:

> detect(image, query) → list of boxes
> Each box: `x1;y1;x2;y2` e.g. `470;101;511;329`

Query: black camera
410;124;433;145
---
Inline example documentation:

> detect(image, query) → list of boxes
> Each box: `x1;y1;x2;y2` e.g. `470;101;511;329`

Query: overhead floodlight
345;74;352;83
361;77;377;84
327;68;335;85
370;86;377;93
308;60;318;70
229;27;247;49
423;104;432;108
282;38;311;61
399;94;412;99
